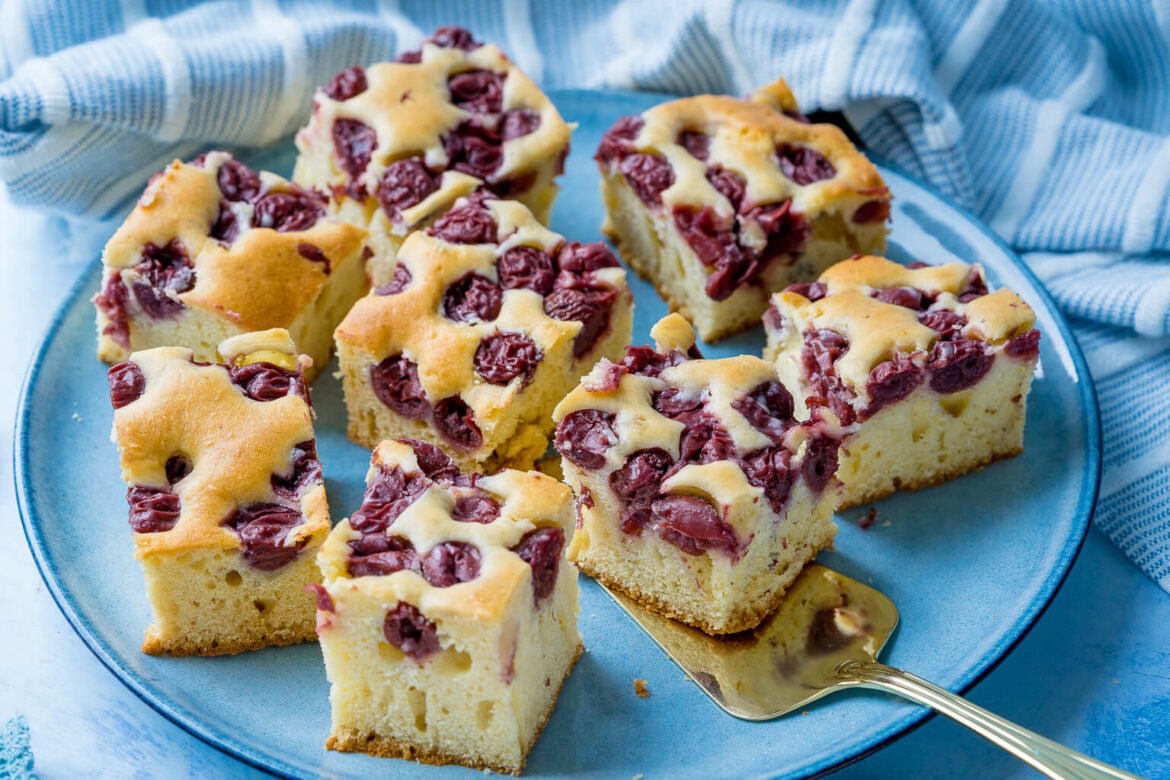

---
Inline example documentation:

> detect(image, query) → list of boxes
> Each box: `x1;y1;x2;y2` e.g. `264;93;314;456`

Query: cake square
552;313;841;635
293;26;572;290
106;329;330;656
763;255;1041;507
596;79;891;342
334;192;633;473
314;438;580;775
93;151;370;382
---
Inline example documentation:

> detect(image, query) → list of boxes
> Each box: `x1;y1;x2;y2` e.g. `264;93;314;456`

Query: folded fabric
2;0;1168;591
0;714;34;780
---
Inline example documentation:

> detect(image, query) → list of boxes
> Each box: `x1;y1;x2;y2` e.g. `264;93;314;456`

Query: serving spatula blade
600;565;1140;779
599;564;897;720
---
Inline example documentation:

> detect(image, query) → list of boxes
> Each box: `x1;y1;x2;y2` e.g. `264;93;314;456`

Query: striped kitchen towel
1;0;1168;590
0;714;34;780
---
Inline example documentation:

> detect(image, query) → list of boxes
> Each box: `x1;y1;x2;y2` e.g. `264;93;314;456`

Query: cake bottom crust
141;624;316;657
325;642;583;776
577;556;822;637
840;445;1023;509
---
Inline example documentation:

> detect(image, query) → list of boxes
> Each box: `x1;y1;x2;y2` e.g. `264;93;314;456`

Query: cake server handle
835;660;1142;780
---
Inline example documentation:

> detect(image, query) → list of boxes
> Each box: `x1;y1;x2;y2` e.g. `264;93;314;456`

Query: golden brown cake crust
334;194;632;468
318;440;575;622
596;80;890;343
141;623;317;657
325;643;583;775
293;36;571;232
335;200;607;397
635;81;888;216
815;254;1036;343
769;254;1038;402
114;337;328;558
305;46;570;192
579;558;811;636
552;315;842;493
188;222;365;331
99;152;368;337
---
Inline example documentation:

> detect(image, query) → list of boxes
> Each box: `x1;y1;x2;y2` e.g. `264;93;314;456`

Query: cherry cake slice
596;79;891;343
94;151;370;382
334;192;633;474
107;329;330;656
293;26;572;293
764;254;1041;507
314;438;580;775
553;313;842;635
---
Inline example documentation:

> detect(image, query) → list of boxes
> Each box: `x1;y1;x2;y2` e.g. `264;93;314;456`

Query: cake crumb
859;508;877;530
71;412;83;422
801;710;810;716
633;679;650;698
634;775;644;780
1112;677;1119;684
881;520;892;527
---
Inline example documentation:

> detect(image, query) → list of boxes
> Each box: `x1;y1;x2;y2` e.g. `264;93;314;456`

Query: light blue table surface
3;185;1168;779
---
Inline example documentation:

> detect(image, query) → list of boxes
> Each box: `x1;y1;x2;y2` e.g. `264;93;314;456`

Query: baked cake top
335;193;628;452
766;254;1040;424
553;314;841;556
318;438;572;627
108;329;328;564
95;151;368;348
595;79;889;301
295;26;571;231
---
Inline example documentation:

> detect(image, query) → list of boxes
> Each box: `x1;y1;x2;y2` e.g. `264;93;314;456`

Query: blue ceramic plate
16;90;1099;779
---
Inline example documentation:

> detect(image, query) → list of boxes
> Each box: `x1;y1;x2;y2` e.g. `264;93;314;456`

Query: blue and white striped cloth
2;0;1168;591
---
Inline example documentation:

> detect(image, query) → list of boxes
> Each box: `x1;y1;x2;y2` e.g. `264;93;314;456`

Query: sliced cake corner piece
552;313;841;635
763;254;1042;508
314;438;580;775
107;328;329;656
93;151;370;382
334;192;634;474
595;78;891;343
293;26;572;289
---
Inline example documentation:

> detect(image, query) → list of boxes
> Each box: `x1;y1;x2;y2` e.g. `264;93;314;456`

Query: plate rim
14;95;1101;779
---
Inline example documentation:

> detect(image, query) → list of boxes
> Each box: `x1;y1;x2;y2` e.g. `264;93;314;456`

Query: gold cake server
601;565;1139;779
